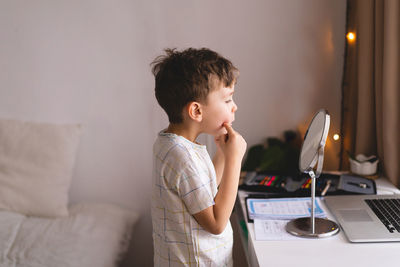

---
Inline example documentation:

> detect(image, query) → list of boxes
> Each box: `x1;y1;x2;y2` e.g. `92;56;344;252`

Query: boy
151;48;246;266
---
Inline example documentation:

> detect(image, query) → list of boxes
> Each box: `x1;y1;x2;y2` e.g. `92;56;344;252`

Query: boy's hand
194;123;246;235
215;123;247;161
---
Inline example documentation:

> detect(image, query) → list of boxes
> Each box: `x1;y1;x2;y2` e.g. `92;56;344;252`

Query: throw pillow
0;118;81;217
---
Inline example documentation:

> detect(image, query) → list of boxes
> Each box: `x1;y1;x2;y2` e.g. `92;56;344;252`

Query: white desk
234;178;400;267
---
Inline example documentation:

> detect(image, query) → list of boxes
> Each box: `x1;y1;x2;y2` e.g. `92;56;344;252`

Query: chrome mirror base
286;217;339;238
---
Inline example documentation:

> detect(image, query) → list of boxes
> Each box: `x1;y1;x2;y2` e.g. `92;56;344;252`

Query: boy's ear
187;101;203;122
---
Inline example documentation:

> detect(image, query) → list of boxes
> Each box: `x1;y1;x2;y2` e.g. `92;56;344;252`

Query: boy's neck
166;123;200;143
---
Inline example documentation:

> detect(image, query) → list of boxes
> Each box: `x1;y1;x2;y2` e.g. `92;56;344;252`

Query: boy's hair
151;48;239;124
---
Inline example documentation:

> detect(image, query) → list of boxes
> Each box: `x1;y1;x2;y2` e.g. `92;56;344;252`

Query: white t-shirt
151;130;233;267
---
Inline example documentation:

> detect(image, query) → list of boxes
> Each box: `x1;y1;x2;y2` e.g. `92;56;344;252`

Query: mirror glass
299;110;329;172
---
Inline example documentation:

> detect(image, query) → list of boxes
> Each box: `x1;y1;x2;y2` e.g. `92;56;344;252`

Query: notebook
324;194;400;242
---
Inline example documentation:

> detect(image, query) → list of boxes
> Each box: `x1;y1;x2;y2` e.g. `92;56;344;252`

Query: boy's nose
232;102;238;112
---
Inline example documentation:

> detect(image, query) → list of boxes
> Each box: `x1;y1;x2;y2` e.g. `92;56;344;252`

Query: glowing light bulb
347;32;356;42
333;134;340;141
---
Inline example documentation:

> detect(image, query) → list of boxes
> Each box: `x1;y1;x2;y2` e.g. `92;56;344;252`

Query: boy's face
201;83;237;136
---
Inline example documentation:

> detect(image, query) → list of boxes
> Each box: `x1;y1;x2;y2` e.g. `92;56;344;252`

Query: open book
246;197;326;221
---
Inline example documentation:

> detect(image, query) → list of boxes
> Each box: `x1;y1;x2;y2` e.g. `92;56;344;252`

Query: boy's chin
209;125;229;137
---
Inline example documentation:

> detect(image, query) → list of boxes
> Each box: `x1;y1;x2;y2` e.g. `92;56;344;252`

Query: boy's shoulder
154;131;190;156
154;131;206;164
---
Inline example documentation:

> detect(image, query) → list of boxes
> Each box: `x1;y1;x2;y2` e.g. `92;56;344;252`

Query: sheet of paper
247;197;325;220
254;219;300;240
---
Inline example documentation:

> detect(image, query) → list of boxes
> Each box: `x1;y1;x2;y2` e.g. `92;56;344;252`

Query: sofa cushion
0;203;139;267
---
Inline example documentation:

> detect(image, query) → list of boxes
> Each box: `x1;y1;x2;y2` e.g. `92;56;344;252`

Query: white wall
0;0;346;265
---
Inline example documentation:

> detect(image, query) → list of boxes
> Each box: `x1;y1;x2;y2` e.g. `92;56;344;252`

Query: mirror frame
299;109;330;174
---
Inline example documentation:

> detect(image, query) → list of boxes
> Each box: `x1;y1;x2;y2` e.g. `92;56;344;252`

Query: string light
333;134;340;141
347;32;356;42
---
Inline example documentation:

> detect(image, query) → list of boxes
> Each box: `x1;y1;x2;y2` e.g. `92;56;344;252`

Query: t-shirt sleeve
177;162;216;215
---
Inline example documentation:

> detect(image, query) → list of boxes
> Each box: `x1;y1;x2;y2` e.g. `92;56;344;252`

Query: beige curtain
340;0;400;187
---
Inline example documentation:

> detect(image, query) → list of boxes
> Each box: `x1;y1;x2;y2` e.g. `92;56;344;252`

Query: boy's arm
194;124;246;235
212;146;224;186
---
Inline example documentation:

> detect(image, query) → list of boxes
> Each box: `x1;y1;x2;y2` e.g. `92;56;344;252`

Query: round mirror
286;109;339;238
299;109;330;173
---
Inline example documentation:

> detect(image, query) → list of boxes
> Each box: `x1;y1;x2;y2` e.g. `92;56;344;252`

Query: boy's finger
223;123;234;132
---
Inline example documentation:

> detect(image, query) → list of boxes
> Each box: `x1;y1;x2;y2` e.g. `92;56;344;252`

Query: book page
254;219;299;240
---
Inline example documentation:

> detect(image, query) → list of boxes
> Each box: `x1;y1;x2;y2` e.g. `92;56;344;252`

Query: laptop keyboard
365;198;400;233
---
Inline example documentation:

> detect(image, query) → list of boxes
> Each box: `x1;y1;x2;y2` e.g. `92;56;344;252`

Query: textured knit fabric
151;130;233;267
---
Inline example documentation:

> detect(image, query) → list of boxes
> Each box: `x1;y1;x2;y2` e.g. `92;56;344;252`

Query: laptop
324;194;400;242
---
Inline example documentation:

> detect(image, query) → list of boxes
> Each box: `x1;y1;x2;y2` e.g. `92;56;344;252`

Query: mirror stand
286;150;339;238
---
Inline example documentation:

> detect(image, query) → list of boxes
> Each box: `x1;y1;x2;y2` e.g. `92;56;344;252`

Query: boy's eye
225;99;232;103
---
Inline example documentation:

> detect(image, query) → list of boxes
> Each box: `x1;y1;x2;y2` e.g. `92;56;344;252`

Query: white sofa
0;203;138;267
0;118;138;267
